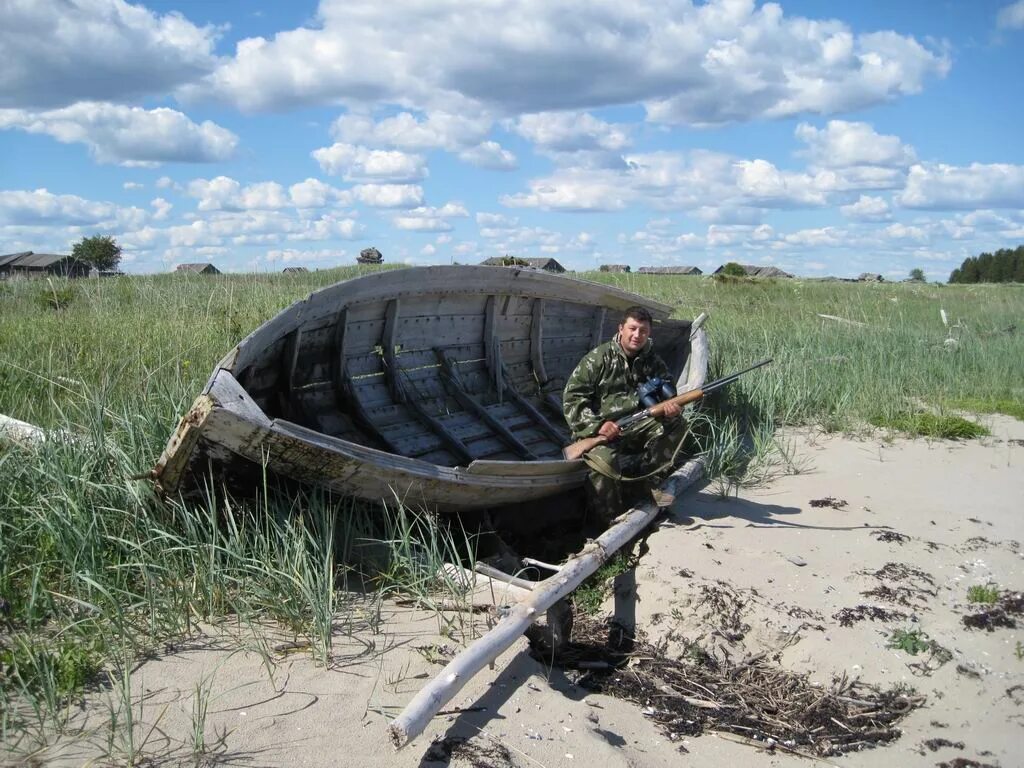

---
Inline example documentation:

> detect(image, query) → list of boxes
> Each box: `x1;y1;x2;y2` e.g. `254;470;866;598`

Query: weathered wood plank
435;350;537;460
278;327;302;419
530;298;548;385
484;295;504;398
498;364;571;445
590;307;606;350
382;299;475;465
331;306;348;388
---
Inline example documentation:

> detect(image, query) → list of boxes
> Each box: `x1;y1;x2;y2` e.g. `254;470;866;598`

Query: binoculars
637;377;677;409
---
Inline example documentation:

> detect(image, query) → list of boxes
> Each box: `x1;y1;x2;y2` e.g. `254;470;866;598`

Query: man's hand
660;401;681;419
597;420;621;441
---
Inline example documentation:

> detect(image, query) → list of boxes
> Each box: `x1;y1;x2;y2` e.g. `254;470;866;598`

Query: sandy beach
33;415;1023;768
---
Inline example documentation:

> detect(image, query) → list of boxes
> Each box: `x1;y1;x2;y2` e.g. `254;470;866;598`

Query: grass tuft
869;412;988;439
573;553;633;616
967;584;1000;605
948;398;1024;422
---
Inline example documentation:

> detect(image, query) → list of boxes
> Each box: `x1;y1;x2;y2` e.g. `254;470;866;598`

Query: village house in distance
175;263;221;276
713;263;794;278
479;256;566;273
637;266;703;275
357;247;384;265
0;251;91;279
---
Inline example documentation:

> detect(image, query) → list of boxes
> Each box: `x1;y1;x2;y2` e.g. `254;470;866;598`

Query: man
563;306;688;526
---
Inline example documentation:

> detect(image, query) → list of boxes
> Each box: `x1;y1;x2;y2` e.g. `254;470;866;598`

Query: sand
26;415;1023;767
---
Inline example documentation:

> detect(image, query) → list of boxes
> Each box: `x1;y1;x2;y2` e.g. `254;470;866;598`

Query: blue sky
2;0;1023;279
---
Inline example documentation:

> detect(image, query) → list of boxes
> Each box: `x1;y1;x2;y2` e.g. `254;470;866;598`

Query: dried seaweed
868;562;936;586
921;738;964;752
873;530;910;544
862;584;928;607
563;618;921;758
834;605;908;626
423;735;517;767
936;759;999;768
962;591;1024;631
809;497;848;509
693;582;751;641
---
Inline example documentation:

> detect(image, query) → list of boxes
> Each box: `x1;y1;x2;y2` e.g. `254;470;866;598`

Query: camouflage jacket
562;336;673;438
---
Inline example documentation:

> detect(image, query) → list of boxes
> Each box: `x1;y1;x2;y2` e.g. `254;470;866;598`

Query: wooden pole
387;456;706;749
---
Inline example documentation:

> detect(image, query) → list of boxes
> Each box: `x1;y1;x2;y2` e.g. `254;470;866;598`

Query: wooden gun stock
561;358;771;461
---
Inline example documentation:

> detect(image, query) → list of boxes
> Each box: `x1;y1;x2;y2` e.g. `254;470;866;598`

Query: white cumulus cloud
0;0;219;109
796;121;916;168
187;177;290;211
352;184;424;208
0;188;120;225
458;141;518;170
840;194;891;220
393;203;469;232
0;103;237;165
312;143;427;182
195;0;948;126
899;163;1024;209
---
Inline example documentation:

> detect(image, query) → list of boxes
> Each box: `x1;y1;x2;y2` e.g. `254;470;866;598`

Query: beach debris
873;530;910;545
920;737;965;753
936;759;999;768
809;497;848;509
833;605;907;626
961;591;1023;631
783;554;807;567
863;563;937;597
690;581;752;642
955;664;982;679
861;584;929;607
422;735;515;767
817;313;868;327
567;617;922;758
960;536;1020;553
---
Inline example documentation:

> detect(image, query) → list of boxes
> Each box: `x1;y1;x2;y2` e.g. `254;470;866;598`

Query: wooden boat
152;266;708;510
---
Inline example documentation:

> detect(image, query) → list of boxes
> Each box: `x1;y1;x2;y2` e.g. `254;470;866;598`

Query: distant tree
949;245;1023;283
909;267;925;282
720;262;746;277
72;235;121;271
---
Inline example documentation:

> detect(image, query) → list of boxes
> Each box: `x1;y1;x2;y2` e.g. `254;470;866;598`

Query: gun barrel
700;357;772;395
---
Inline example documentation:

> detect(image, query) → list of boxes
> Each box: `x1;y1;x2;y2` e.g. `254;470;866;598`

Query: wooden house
480;256;566;273
713;264;793;278
175;263;221;275
0;251;90;278
636;266;703;275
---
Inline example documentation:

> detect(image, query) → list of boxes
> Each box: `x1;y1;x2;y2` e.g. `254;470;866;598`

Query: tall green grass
2;268;1022;756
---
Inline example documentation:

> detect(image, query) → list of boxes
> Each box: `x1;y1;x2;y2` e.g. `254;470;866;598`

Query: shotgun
562;358;772;461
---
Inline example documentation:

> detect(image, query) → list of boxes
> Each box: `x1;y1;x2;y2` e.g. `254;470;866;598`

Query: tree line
949;245;1024;284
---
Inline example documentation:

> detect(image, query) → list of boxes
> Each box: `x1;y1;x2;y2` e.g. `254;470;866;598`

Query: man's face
618;317;651;357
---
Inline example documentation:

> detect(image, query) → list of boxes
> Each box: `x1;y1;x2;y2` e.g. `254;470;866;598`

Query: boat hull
153;266;708;510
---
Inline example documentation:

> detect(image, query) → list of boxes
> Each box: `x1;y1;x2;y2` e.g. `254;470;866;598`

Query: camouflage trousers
583;415;690;527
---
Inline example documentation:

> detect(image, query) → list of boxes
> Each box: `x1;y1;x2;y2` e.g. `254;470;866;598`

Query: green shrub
870;412;988;439
36;282;76;311
967;584;1000;605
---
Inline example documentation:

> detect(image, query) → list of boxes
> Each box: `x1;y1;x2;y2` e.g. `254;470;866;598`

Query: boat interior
233;292;693;468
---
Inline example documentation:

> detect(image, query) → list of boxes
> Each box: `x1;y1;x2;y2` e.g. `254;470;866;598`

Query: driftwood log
0;413;51;446
387;456;706;749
